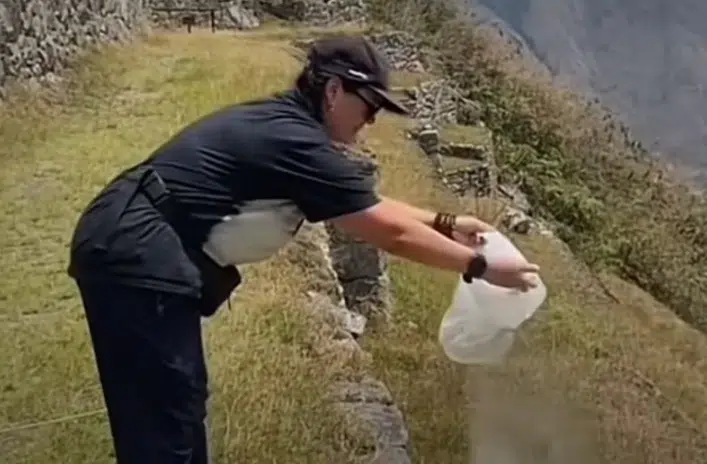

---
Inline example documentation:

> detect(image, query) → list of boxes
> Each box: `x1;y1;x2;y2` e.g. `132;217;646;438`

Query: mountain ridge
462;0;707;185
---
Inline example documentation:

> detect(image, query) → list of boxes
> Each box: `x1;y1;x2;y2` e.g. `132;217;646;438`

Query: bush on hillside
366;0;707;331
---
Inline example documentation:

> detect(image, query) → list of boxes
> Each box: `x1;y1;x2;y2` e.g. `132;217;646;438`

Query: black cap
306;35;410;116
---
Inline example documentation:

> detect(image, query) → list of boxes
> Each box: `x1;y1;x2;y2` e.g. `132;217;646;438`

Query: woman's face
323;77;380;144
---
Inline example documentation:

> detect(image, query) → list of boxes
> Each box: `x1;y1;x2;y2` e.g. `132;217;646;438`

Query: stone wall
410;120;554;236
400;79;484;127
0;0;148;96
325;144;393;327
412;124;497;197
148;0;366;31
368;31;424;72
315;223;411;464
148;0;259;30
257;0;367;27
289;199;411;463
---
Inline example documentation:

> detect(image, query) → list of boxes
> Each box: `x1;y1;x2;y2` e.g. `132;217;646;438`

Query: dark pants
76;279;211;464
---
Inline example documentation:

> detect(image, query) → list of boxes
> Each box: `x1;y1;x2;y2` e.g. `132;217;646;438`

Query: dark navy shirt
67;90;380;310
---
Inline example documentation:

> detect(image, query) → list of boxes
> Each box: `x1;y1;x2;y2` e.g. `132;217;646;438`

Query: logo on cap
347;69;369;80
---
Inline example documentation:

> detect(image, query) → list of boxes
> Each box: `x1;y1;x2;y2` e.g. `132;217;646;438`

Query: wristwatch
463;254;488;283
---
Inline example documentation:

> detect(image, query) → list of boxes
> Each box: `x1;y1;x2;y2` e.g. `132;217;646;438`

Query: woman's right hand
481;258;541;291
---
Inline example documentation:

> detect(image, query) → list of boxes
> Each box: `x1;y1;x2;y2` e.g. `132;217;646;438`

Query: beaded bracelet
433;212;456;238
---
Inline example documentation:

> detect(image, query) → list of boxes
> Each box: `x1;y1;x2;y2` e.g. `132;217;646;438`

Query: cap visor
368;86;410;116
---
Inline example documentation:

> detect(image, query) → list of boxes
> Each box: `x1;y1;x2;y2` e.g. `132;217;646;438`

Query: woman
67;34;539;463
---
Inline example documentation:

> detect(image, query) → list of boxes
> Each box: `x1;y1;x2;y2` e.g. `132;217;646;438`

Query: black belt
122;165;242;314
121;165;177;222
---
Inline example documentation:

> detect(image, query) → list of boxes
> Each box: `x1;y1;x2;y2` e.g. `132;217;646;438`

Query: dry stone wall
148;0;259;30
370;27;550;235
281;132;411;463
400;79;484;127
367;31;424;72
412;125;497;197
289;212;411;463
0;0;147;96
325;144;393;326
410;121;554;236
148;0;364;31
258;0;367;27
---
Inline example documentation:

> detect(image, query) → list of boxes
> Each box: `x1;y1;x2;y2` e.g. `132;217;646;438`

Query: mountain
462;0;707;185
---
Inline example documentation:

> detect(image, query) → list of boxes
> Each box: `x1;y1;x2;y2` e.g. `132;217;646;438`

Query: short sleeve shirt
67;90;381;297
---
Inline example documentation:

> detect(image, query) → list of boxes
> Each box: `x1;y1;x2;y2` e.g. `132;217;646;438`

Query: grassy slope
0;24;706;464
362;114;707;463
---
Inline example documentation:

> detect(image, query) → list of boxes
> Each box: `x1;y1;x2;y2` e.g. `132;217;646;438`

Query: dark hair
294;64;333;119
294;67;312;92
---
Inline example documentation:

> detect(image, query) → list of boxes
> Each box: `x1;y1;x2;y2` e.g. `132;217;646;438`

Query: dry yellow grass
1;25;707;464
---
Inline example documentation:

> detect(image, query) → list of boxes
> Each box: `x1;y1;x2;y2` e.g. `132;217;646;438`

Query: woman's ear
323;76;343;109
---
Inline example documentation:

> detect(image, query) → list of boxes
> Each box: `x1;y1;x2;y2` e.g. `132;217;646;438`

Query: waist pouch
133;166;242;316
81;164;242;317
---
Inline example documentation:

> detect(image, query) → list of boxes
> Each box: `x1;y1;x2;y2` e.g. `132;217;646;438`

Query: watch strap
463;254;487;283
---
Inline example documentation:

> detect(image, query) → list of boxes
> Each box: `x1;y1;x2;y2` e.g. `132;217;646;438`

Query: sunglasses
341;80;382;121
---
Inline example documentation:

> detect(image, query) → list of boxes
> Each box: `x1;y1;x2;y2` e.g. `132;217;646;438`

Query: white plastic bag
438;231;547;365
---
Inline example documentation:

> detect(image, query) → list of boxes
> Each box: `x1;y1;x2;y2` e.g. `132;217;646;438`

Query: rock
322;145;392;323
500;205;557;236
257;0;309;21
150;0;261;30
225;4;260;29
443;163;494;197
440;142;487;160
332;376;394;405
502;206;533;234
498;184;532;213
258;0;367;26
326;222;393;323
290;223;347;304
402;79;461;126
458;98;483;125
307;291;367;337
331;377;412;463
1;0;147;96
329;238;388;282
340;276;393;324
338;403;410;448
417;127;440;155
368;31;424;72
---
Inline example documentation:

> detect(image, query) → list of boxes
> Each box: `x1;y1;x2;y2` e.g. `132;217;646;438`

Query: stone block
440;142;488;161
1;0;147;95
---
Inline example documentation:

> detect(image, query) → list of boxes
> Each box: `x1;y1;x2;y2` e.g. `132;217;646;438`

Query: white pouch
202;200;304;267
